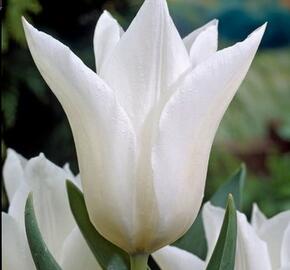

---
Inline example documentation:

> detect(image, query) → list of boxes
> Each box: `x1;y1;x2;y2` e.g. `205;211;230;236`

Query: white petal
3;148;27;202
202;202;224;262
183;19;218;52
153;245;205;270
100;0;191;132
279;263;290;270
258;210;290;269
202;203;272;270
94;10;123;73
24;153;76;260
63;163;75;179
281;223;290;267
8;182;30;229
189;24;218;67
251;203;267;231
1;213;35;270
23;18;138;253
60;227;101;270
73;174;82;189
152;25;266;242
235;213;271;270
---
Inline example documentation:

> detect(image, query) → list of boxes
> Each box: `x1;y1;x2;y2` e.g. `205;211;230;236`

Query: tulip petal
1;213;35;270
235;213;272;270
189;24;218;67
94;11;123;73
202;202;224;262
183;19;218;52
100;0;191;131
202;203;272;270
257;210;290;269
153;245;205;270
251;203;267;231
23;18;138;253
8;182;30;229
60;227;101;270
3;148;27;202
152;25;266;242
281;223;290;267
24;154;76;261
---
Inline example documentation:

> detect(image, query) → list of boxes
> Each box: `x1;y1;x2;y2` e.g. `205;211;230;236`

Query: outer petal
153;245;205;270
152;25;266;245
235;214;272;270
251;203;267;231
202;203;272;270
1;213;35;270
100;0;191;132
94;11;123;73
3;148;27;202
202;202;224;262
24;154;76;260
183;19;218;52
60;227;101;270
281;224;290;267
8;182;30;229
279;264;290;270
257;211;290;269
189;24;218;67
23;18;137;253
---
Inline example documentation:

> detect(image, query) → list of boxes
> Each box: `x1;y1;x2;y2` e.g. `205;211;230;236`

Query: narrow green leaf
25;193;62;270
206;194;237;270
66;180;130;270
211;164;246;210
172;164;245;259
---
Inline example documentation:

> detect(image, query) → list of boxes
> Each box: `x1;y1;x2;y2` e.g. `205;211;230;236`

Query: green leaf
172;164;245;259
172;213;207;259
211;164;246;210
25;193;62;270
206;194;237;270
66;180;130;270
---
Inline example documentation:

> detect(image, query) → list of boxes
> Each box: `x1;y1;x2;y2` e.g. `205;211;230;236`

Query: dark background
1;0;290;216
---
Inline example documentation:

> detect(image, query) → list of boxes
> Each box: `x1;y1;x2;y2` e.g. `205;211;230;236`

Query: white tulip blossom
22;0;265;254
1;149;100;270
153;203;290;270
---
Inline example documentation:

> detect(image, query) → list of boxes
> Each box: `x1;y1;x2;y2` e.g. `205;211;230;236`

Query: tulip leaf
172;164;245;260
66;180;130;270
25;192;62;270
206;194;237;270
211;164;246;210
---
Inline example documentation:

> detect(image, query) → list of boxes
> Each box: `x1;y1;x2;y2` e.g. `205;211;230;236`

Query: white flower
22;0;265;253
153;203;290;270
1;149;100;270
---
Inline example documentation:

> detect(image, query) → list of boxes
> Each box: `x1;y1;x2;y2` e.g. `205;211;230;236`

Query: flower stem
130;254;149;270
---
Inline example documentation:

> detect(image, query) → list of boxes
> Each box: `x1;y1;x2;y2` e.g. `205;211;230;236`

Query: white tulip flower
22;0;265;254
153;203;290;270
1;149;100;270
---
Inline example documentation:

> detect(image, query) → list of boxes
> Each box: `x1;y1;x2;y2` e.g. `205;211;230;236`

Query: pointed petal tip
210;19;219;26
247;22;267;41
101;10;112;18
22;16;33;31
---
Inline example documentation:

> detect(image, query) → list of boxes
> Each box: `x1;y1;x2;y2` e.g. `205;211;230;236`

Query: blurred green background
1;0;290;216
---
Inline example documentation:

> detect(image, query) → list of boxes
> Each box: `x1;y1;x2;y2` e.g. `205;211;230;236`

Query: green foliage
25;193;62;270
211;164;246;210
243;153;290;216
217;48;290;142
3;0;41;50
173;164;245;259
66;180;130;270
206;195;237;270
